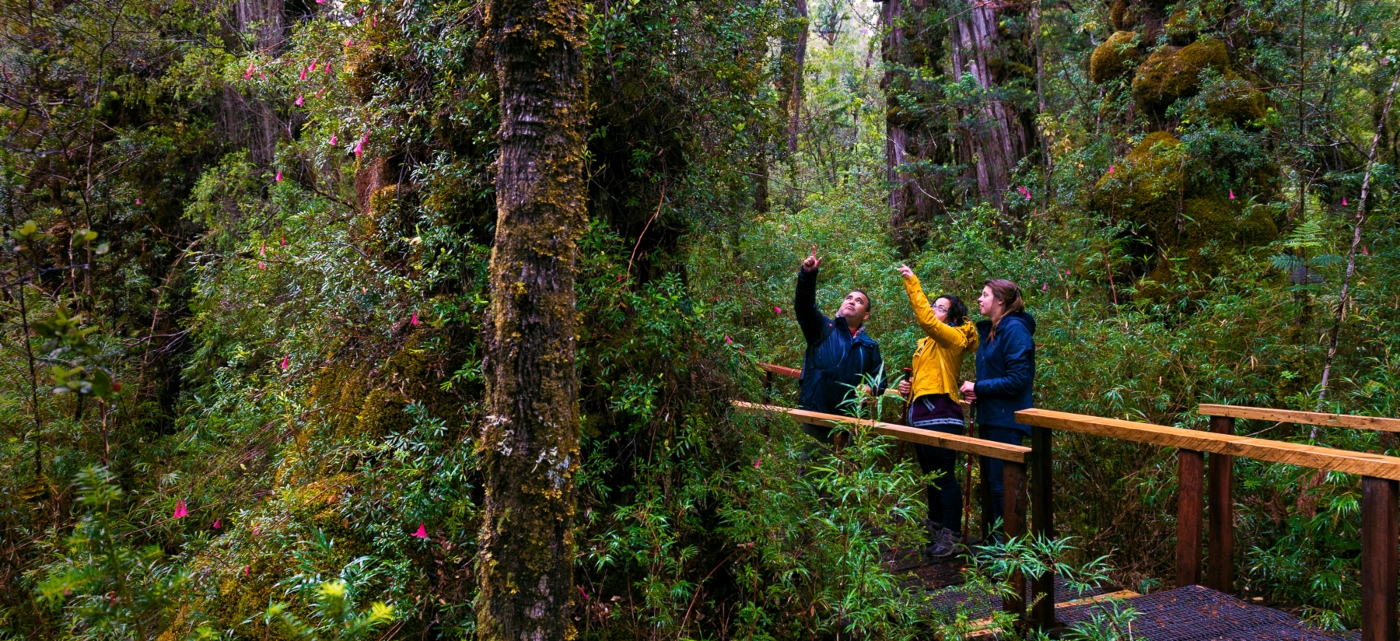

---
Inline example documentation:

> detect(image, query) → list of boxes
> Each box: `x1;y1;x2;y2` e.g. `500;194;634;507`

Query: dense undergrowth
2;0;1399;637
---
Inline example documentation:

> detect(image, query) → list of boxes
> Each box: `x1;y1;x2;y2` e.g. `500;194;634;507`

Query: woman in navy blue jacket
959;279;1035;536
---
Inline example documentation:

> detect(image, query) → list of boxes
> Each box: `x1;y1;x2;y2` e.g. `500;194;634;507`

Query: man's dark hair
936;294;968;327
851;289;873;313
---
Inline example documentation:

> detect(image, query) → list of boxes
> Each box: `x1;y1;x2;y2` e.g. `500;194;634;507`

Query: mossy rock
344;15;399;103
1132;40;1229;114
1090;31;1141;84
1135;197;1279;301
1203;74;1267;126
1092;131;1186;237
1165;8;1201;45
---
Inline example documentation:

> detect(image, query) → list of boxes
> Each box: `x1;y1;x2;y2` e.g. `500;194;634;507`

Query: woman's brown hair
984;279;1024;340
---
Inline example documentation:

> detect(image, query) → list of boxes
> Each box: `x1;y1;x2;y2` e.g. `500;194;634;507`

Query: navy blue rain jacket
973;311;1036;433
795;268;884;415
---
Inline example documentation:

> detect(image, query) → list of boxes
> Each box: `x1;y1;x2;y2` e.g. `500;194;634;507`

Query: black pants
915;435;962;533
981;426;1026;530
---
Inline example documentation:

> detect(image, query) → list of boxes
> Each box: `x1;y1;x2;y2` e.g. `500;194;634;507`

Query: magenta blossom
172;499;188;519
413;523;429;539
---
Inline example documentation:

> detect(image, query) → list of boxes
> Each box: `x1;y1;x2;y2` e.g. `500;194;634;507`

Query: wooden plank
1015;408;1400;481
1176;449;1204;587
1207;415;1235;594
1362;477;1399;641
1030;426;1056;628
1198;404;1400;434
757;362;801;378
1002;461;1029;621
733;401;1029;461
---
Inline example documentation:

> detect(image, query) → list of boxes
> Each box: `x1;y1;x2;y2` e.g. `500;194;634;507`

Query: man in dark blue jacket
795;247;884;442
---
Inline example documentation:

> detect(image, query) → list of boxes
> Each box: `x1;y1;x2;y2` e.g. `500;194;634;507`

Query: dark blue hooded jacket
795;268;884;415
973;311;1036;433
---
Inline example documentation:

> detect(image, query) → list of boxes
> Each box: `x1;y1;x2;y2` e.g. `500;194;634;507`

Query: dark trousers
981;426;1026;530
914;429;963;534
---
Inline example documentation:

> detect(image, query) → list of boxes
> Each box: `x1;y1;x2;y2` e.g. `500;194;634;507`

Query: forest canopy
2;0;1400;637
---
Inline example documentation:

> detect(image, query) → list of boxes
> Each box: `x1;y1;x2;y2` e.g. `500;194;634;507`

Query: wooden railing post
1002;460;1029;621
1176;449;1204;587
1207;415;1234;593
1030;426;1056;628
1362;476;1398;641
979;425;994;541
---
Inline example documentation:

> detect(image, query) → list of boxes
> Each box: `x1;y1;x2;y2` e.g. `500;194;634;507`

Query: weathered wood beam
1198;404;1400;434
732;401;1029;461
1016;409;1400;481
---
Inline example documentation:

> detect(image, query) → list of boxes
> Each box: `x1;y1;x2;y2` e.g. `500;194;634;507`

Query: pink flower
345;39;354;47
725;335;732;344
299;67;306;81
213;519;221;529
275;170;283;182
280;236;286;246
330;133;337;145
754;459;761;469
309;61;317;73
413;523;429;539
281;355;289;370
1363;246;1369;256
295;93;303;106
173;499;188;519
1042;284;1048;291
773;306;782;315
1108;165;1115;173
324;63;331;75
410;312;419;325
244;566;250;576
1017;186;1031;199
252;524;260;536
1229;189;1236;200
1342;197;1349;206
1065;269;1071;275
373;16;377;26
259;242;265;257
258;261;265;270
135;198;141;205
354;130;368;156
260;71;266;79
245;61;255;80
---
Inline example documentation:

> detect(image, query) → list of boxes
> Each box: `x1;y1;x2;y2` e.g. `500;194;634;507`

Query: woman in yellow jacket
896;264;978;558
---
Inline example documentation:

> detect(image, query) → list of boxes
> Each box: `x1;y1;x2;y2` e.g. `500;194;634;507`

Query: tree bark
477;0;588;639
949;0;1035;209
224;0;285;165
777;0;808;154
882;0;951;248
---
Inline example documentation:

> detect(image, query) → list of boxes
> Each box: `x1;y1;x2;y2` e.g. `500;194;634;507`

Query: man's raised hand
897;264;915;279
801;245;822;272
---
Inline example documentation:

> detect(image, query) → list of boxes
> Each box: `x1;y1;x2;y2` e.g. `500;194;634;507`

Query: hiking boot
927;527;961;559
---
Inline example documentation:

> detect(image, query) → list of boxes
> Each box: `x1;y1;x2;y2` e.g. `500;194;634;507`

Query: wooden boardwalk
746;364;1400;640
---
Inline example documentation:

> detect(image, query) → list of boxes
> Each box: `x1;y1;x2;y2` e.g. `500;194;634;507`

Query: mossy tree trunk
777;0;808;155
477;0;588;639
949;0;1036;209
882;0;951;248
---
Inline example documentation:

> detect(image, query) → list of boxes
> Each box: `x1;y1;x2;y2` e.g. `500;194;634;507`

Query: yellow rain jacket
902;274;979;401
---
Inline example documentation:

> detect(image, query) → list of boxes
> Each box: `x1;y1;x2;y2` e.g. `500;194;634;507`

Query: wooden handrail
1016;408;1400;481
758;362;801;378
1198;404;1400;434
732;401;1029;461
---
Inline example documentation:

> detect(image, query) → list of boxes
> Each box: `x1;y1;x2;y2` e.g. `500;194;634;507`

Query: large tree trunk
476;0;588;639
949;0;1035;208
777;0;808;154
882;0;951;248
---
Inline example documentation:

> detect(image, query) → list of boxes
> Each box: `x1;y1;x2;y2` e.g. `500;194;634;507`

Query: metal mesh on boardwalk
1055;585;1359;641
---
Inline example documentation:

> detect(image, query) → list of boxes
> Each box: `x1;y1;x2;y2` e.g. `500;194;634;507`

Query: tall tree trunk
949;0;1035;209
225;0;284;165
882;0;950;248
777;0;808;154
477;0;588;639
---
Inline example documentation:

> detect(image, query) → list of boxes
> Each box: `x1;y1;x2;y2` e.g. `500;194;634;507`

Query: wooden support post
1361;476;1398;641
1002;460;1029;621
1030;426;1055;628
1176;449;1204;587
1207;415;1234;593
979;425;994;540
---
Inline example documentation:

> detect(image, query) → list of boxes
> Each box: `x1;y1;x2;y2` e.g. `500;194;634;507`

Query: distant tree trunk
225;0;284;165
882;0;951;248
949;0;1036;209
477;0;588;639
777;0;808;154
